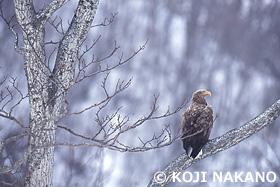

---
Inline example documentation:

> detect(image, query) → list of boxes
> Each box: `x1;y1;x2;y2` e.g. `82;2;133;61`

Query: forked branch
56;96;188;152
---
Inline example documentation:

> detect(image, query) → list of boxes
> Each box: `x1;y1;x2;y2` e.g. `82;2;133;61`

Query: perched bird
182;89;213;158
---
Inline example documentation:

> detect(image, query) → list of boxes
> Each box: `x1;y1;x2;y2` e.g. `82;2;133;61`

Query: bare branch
0;146;32;174
47;47;57;68
54;97;188;152
1;86;13;110
0;77;29;132
8;77;28;115
70;73;132;115
53;0;100;89
0;75;8;86
106;96;187;143
45;40;61;45
0;112;30;134
147;98;280;187
0;4;24;54
36;0;70;23
75;40;148;84
0;132;28;156
57;124;103;143
78;35;101;60
47;15;66;35
91;12;118;28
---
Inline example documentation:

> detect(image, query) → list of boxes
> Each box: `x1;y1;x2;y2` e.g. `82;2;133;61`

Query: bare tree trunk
3;0;187;185
13;1;53;186
13;0;100;186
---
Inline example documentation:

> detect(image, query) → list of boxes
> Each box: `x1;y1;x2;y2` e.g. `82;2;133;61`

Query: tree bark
14;1;52;186
13;0;100;186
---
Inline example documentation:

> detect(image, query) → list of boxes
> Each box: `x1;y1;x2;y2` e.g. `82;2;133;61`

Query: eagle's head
192;89;211;104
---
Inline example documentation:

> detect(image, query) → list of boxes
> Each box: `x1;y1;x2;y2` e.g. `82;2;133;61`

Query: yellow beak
204;91;211;96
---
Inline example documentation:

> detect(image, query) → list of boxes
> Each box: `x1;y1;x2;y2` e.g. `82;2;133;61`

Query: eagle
182;89;213;158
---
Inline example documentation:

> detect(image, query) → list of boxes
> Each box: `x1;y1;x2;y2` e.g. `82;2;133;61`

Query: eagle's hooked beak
204;91;211;97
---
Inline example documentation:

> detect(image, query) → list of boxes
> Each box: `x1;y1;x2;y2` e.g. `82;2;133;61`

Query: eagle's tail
190;145;203;158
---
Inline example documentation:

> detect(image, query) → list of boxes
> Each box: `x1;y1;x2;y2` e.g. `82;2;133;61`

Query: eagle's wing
189;105;213;158
182;108;192;154
181;106;203;155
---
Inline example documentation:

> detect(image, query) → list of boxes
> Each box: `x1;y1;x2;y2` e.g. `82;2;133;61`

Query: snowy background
1;0;280;186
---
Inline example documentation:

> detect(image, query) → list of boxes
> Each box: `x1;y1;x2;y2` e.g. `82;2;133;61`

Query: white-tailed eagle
182;89;213;158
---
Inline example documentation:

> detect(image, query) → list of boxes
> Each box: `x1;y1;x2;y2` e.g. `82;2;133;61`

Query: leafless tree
1;1;280;187
0;0;186;186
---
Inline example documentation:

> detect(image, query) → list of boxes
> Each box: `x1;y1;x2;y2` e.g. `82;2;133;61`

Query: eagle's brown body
182;89;213;158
